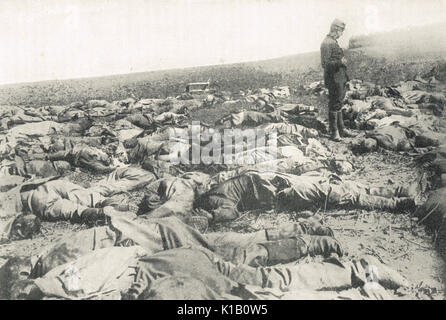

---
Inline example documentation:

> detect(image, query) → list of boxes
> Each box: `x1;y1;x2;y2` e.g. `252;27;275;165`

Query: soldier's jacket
47;139;112;173
320;34;349;87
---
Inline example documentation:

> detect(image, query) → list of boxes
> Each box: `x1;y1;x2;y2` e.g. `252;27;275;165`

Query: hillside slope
0;22;445;107
349;21;446;54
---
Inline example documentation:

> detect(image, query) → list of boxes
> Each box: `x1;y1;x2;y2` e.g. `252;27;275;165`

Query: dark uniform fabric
321;34;349;111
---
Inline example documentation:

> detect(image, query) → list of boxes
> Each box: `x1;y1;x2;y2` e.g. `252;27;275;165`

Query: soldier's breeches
328;82;346;112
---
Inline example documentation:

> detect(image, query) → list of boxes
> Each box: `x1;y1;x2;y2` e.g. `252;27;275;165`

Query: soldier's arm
322;42;344;72
47;150;68;161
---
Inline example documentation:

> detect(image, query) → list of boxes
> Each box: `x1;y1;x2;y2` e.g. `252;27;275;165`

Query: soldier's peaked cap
331;19;346;30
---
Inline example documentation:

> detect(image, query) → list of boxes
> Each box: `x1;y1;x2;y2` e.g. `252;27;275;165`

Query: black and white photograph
0;0;446;304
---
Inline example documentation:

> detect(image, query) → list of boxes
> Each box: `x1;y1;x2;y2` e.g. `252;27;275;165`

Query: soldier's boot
257;238;310;266
356;194;416;212
328;111;341;142
258;236;343;266
337;111;357;137
394;197;417;212
306;235;344;258
266;221;334;240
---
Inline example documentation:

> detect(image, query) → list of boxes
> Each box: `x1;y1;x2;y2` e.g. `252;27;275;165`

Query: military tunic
320;34;349;111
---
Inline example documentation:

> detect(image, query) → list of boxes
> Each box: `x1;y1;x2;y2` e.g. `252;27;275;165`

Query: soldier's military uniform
320;19;355;141
321;35;348;111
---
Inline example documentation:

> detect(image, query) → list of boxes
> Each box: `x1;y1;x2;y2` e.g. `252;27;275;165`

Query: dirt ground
1;93;445;300
210;137;446;300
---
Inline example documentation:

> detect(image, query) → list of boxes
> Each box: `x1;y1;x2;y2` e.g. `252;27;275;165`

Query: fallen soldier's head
49;137;66;152
10;214;41;241
137;193;161;216
0;213;41;243
0;256;33;299
9;279;43;300
53;160;72;175
332;159;354;174
92;148;112;166
114;142;129;164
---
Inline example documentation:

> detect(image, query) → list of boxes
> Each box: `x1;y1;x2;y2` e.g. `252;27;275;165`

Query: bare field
2;32;446;299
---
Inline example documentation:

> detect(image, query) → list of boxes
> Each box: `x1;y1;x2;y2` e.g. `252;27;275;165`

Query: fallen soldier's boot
337;111;357;137
306;235;343;258
356;194;416;212
394;197;417;212
259;236;343;265
299;221;334;236
266;221;334;240
415;135;440;148
328;111;341;142
259;238;309;265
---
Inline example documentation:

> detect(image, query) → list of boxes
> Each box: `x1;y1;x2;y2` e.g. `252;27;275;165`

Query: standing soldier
320;19;355;141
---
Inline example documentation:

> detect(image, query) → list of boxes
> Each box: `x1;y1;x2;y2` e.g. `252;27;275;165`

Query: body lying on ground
195;170;418;222
126;124;333;175
126;111;188;130
1;156;71;179
0;106;44;131
0;215;408;300
137;172;211;221
343;97;415;130
0;167;156;225
5;119;93;138
215;110;284;127
0;120;93;163
47;138;114;173
258;123;319;139
415;145;446;189
137;164;356;225
352;120;444;154
216;105;326;133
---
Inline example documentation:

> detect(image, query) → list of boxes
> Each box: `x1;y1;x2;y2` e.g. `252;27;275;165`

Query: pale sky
1;0;445;85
